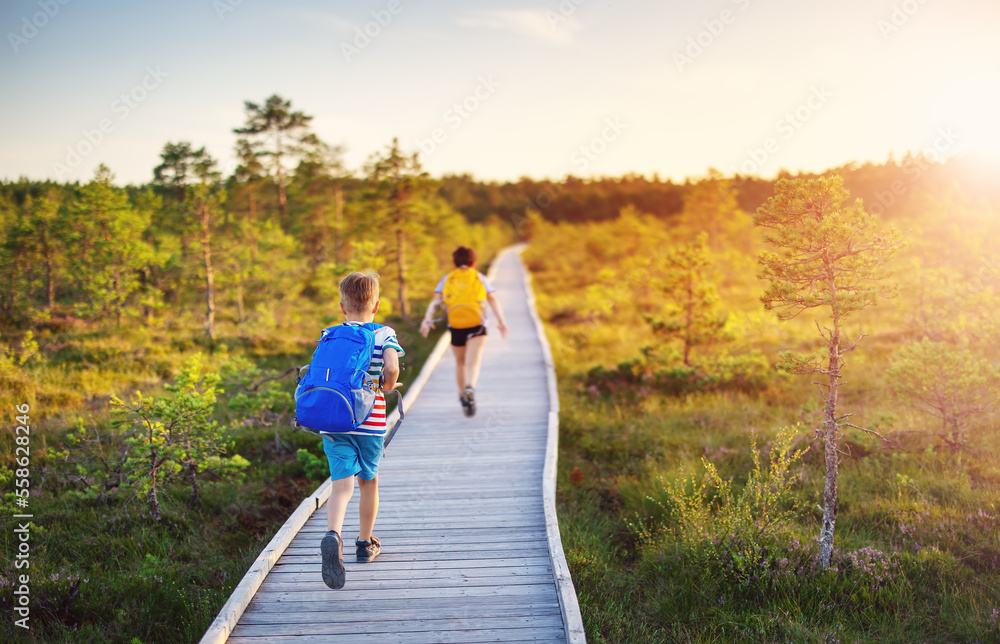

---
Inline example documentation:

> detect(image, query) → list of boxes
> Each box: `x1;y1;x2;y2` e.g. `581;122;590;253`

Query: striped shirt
338;322;404;436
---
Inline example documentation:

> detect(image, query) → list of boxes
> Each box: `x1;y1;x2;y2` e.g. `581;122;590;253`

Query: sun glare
931;72;1000;163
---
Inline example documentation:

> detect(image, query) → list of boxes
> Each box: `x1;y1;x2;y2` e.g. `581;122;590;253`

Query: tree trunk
202;204;216;341
248;183;259;262
818;325;841;569
139;268;153;324
248;182;257;222
44;240;55;310
275;160;288;227
334;183;344;265
235;271;246;327
148;459;160;520
684;275;694;367
314;202;327;270
396;227;411;321
114;265;122;327
187;438;201;509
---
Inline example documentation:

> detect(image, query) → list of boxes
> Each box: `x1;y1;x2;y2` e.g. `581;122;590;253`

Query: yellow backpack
442;268;487;329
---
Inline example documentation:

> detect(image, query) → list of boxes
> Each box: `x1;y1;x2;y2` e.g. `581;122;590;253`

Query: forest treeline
2;91;995;340
0;95;515;339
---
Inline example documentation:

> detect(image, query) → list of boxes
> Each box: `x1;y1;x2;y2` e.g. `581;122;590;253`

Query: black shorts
450;325;487;347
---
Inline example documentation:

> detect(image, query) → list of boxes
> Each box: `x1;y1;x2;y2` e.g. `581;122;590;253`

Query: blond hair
338;271;380;313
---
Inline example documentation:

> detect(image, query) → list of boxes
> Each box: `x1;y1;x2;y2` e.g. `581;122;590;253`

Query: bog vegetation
524;162;1000;641
1;91;998;641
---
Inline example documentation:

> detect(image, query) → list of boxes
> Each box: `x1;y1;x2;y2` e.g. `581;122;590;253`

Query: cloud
457;9;582;45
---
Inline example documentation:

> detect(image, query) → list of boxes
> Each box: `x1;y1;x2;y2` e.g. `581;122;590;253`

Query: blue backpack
294;323;382;433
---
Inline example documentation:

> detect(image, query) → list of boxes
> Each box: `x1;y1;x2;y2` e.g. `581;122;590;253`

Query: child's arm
486;292;509;339
419;293;443;338
381;347;402;390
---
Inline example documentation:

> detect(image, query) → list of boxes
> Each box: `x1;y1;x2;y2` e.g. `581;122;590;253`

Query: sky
2;0;999;185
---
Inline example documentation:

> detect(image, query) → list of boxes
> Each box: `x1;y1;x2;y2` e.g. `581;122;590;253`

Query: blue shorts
322;433;384;481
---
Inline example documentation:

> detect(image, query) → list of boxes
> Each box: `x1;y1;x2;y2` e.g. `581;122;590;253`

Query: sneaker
464;386;476;417
321;530;345;589
356;535;381;562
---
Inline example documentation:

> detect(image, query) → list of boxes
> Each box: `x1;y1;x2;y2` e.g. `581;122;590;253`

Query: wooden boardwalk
201;247;585;643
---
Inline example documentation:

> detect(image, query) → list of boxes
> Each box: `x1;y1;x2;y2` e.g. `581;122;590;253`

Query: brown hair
338;271;380;313
452;246;477;267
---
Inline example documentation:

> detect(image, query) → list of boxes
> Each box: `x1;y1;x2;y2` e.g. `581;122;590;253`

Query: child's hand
419;319;434;338
498;322;510;339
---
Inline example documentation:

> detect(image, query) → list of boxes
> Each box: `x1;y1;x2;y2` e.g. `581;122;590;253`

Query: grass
553;370;1000;643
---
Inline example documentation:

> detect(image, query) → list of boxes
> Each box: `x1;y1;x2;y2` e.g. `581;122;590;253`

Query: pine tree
645;232;727;367
112;354;249;517
153;143;223;339
677;169;748;249
753;174;902;568
364;138;429;322
887;339;999;448
233;95;314;227
26;196;63;310
68;165;152;324
292;134;345;272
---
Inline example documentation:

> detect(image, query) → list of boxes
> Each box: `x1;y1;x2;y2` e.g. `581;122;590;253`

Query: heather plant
635;425;808;582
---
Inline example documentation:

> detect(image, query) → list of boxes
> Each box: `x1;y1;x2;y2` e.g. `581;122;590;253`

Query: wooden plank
238;603;560;624
276;550;551;564
227;627;567;644
257;574;557;592
271;556;553;573
264;565;553;581
231;615;564;637
294;531;547;544
283;539;549;552
243;595;560;615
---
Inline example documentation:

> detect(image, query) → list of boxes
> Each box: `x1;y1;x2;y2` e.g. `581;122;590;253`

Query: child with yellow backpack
419;246;508;417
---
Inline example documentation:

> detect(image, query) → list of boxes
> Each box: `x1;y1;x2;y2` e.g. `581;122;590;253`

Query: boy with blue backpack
294;271;403;590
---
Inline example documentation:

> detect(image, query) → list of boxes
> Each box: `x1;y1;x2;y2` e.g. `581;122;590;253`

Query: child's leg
357;475;379;541
464;335;487;389
326;475;355;534
452;344;467;391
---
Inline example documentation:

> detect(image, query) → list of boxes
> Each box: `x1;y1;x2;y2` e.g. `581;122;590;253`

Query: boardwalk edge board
518;245;588;644
199;249;512;643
